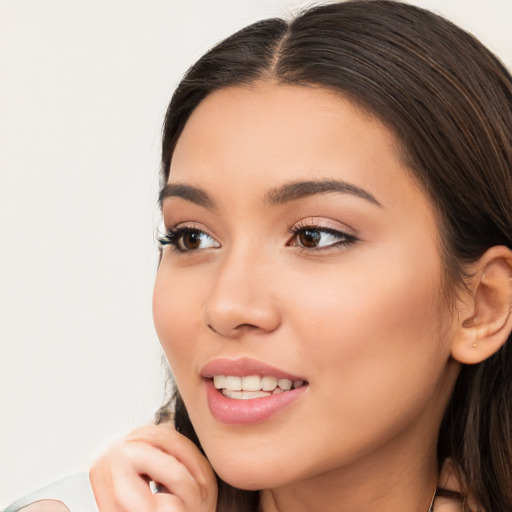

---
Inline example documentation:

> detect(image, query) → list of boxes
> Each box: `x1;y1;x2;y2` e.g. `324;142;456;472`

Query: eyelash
158;226;220;253
158;224;358;253
288;224;358;251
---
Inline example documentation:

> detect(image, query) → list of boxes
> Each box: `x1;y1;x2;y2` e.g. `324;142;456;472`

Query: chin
214;466;285;491
205;447;303;491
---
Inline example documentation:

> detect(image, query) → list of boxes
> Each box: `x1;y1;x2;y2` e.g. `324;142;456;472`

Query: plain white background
0;0;511;506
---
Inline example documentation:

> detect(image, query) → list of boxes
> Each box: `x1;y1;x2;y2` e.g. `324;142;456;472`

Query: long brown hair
156;2;512;511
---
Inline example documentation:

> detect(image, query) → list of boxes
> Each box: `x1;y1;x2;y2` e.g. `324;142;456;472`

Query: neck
259;427;439;512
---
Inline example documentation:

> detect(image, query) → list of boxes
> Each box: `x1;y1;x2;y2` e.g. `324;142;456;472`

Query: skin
89;425;467;512
19;501;69;512
90;425;217;512
91;80;512;512
150;81;464;512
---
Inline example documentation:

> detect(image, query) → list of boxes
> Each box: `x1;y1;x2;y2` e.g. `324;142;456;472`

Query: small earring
472;317;478;348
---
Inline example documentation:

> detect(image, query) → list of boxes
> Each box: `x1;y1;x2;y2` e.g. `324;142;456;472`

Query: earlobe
451;246;512;365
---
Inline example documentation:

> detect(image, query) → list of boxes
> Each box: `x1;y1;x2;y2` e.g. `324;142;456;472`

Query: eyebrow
265;179;382;207
159;183;216;209
159;179;381;209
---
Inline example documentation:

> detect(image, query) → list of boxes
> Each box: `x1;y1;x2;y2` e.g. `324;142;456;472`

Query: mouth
201;358;309;424
212;375;306;399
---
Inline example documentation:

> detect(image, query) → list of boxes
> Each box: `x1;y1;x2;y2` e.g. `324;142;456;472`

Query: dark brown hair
156;1;512;511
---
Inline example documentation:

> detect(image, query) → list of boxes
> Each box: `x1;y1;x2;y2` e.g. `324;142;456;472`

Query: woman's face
153;81;460;490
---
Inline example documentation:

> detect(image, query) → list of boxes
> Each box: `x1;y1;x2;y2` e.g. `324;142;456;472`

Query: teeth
213;375;225;389
213;375;242;390
242;375;261;391
225;376;242;390
277;378;292;390
222;390;271;399
212;375;305;395
261;376;278;391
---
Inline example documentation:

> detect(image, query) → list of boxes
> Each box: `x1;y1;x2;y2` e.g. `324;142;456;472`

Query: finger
91;425;217;512
90;455;129;512
125;425;213;491
91;445;155;512
118;442;203;509
110;472;154;512
154;493;187;512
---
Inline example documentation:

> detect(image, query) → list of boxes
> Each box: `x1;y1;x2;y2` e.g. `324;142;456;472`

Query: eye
158;227;220;252
288;225;357;250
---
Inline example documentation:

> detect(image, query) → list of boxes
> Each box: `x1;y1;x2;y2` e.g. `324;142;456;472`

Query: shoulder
435;459;483;512
2;473;98;512
5;500;71;512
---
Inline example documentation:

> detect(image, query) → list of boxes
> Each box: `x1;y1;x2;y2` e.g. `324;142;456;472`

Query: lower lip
205;380;307;425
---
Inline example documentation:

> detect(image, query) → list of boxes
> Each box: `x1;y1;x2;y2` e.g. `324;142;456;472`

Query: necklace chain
427;487;437;512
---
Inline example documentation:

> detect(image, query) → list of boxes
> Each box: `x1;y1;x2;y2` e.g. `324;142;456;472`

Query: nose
202;248;281;339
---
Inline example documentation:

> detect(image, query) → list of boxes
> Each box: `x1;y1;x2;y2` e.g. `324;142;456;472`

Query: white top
2;473;98;512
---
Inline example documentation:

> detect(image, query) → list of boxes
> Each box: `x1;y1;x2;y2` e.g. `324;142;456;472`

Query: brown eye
298;229;322;248
289;226;357;250
177;229;220;251
181;230;202;250
158;227;220;252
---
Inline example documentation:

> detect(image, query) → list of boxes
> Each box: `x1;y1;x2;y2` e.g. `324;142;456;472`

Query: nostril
238;323;259;331
207;322;260;336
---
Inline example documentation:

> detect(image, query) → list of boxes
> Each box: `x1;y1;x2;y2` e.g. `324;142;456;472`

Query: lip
201;358;308;425
201;357;306;381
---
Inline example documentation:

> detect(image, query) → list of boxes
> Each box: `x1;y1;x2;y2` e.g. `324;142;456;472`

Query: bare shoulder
13;500;70;512
437;459;483;512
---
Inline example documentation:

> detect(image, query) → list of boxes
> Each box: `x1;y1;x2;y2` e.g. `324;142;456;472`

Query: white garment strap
3;473;98;512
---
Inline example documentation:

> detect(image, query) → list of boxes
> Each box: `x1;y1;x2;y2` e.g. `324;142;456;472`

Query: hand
89;424;217;512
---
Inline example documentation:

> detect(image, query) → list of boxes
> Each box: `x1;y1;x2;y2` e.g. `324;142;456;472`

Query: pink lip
201;358;308;425
201;357;306;381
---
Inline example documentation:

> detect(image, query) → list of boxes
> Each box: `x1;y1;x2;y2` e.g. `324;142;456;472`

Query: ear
451;246;512;365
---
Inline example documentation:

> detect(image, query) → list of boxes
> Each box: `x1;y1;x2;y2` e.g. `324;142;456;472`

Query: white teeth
213;375;225;389
277;378;292;390
273;388;284;394
261;376;278;391
242;375;262;391
222;389;271;399
225;376;242;390
213;375;305;396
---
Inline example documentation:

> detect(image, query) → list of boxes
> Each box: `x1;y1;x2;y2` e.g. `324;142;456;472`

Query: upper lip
201;357;307;382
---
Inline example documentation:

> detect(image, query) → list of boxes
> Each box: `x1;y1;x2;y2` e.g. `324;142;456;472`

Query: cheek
262;256;452;473
152;264;201;373
282;247;449;405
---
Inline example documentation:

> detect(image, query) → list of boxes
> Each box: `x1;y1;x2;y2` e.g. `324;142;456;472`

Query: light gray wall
1;0;511;505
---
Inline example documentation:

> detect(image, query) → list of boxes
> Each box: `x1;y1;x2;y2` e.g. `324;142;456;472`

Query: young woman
89;1;512;511
5;1;512;511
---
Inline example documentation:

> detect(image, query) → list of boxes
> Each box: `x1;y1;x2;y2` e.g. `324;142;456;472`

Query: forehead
169;80;429;214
